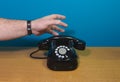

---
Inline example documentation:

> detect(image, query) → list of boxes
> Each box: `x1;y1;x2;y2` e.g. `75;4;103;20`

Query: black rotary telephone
30;35;86;71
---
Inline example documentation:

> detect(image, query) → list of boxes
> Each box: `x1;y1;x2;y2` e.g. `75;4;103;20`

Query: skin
0;14;68;41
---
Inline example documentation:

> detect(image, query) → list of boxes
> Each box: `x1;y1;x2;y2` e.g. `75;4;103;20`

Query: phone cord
30;49;47;59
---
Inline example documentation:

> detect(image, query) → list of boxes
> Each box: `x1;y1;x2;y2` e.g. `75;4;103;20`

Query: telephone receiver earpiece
38;39;50;50
73;39;86;50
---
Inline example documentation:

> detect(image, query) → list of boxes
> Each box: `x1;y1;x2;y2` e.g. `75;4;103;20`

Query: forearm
0;18;27;41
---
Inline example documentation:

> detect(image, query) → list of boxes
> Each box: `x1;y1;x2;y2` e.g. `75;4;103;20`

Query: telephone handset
30;35;86;71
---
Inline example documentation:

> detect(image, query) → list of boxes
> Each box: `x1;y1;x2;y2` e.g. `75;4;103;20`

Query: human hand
31;14;68;36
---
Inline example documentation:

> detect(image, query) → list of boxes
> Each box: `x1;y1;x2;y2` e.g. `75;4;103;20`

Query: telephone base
47;58;78;71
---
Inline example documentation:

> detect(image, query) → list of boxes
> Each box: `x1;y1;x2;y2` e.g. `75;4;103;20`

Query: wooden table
0;47;120;82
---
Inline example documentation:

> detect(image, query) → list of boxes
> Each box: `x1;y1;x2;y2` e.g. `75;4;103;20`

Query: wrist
27;20;32;35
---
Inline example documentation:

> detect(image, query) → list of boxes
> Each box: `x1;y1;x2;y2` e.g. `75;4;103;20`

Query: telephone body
31;35;86;71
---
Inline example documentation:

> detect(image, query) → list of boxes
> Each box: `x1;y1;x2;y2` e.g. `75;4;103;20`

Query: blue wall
0;0;120;46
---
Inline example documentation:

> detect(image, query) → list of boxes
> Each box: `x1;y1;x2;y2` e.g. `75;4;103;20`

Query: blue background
0;0;120;46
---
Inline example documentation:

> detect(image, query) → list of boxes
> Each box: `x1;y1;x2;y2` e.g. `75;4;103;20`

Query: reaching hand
31;14;68;36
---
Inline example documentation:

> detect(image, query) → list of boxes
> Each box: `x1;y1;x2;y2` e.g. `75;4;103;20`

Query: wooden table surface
0;47;120;82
